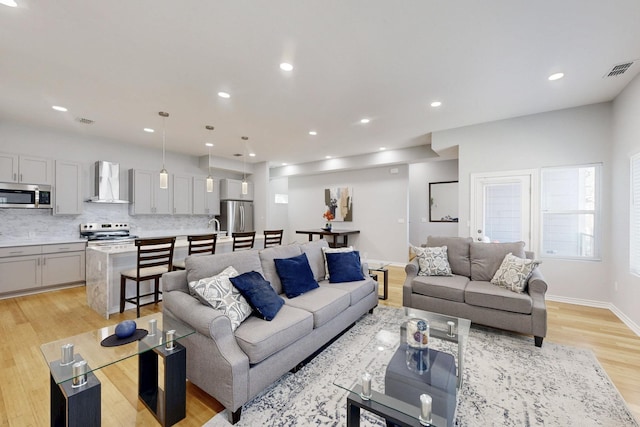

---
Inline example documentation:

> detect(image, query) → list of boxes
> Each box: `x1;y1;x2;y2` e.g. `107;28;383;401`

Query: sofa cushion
259;244;303;294
464;280;533;314
469;241;526;281
320;277;375;306
426;236;473;277
274;253;319;298
326;251;365;283
413;245;452;276
300;239;329;281
283;286;351;328
230;271;285;321
234;305;314;364
491;253;541;293
321;246;354;280
188;266;252;331
410;275;469;303
186;250;263;285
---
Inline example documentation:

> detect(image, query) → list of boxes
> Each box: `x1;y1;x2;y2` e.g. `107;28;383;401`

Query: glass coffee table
334;307;471;427
40;312;194;427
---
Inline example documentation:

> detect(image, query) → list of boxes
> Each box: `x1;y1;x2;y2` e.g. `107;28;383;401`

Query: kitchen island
86;233;264;318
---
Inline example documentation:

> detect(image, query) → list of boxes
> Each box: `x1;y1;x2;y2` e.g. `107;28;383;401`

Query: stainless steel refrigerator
220;200;254;233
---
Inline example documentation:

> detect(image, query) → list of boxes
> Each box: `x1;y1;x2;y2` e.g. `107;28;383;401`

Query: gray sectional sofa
403;236;548;347
162;239;378;424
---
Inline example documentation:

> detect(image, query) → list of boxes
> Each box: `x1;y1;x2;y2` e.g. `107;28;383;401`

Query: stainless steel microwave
0;183;53;208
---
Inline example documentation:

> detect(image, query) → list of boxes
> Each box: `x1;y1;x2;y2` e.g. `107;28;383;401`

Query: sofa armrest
403;259;420;306
527;267;548;338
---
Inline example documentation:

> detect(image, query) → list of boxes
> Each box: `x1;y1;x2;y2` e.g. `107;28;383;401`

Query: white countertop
0;237;88;249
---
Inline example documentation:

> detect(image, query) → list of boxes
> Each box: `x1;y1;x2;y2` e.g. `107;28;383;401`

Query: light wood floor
0;266;638;425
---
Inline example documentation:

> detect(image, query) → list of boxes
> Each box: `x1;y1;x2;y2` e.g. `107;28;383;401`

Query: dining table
295;228;360;248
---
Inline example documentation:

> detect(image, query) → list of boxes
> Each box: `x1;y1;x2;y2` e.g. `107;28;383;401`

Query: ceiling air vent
76;117;95;125
604;61;634;78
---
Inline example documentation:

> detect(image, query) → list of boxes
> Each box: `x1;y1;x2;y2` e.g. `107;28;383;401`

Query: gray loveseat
162;239;378;424
403;236;548;347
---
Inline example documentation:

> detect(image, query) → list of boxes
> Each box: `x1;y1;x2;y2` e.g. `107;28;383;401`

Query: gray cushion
469;241;526;281
258;244;303;295
234;305;313;364
320;277;375;306
464;280;532;314
283;286;351;328
426;236;473;277
185;251;263;284
410;274;469;303
300;239;329;281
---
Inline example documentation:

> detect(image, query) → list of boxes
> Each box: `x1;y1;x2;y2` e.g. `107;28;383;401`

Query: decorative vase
324;223;332;231
406;318;429;349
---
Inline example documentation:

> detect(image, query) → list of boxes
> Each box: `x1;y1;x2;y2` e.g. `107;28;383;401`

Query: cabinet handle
43;258;46;266
9;251;23;255
20;173;23;182
37;258;40;266
13;173;17;181
58;247;69;250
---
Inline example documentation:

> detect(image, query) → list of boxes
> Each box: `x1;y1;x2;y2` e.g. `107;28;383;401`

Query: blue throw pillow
326;250;365;283
274;253;319;298
229;271;284;321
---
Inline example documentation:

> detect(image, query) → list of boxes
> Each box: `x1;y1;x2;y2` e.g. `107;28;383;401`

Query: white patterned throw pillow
491;253;541;293
188;266;252;331
412;245;452;276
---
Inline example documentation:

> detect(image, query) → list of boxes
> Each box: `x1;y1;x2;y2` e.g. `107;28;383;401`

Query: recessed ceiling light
205;143;214;147
249;153;256;157
379;147;386;151
52;105;67;112
548;72;564;81
218;91;231;98
280;63;293;71
430;101;442;107
0;1;18;7
309;131;317;136
143;128;154;133
360;118;370;124
325;156;332;159
282;162;288;166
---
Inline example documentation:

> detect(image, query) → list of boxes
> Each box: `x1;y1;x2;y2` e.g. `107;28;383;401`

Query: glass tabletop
368;262;390;271
334;307;471;427
40;312;194;384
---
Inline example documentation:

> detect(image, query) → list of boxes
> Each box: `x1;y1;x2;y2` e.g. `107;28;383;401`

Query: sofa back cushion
185;250;263;285
259;243;303;294
469;241;526;281
426;236;473;277
300;239;329;281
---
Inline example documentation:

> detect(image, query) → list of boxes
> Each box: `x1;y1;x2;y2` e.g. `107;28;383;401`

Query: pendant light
205;125;214;193
241;136;248;195
159;111;169;189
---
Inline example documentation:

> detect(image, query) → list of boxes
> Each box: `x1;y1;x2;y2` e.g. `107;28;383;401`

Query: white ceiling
1;1;639;166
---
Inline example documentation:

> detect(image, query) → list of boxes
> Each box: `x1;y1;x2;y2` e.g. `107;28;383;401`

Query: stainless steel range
80;222;138;246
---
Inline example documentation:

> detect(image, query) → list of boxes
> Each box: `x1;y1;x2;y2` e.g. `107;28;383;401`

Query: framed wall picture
324;187;353;221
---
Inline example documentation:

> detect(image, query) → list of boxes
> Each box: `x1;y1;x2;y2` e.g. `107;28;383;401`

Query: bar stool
173;234;217;271
120;237;176;318
232;231;256;251
263;229;283;248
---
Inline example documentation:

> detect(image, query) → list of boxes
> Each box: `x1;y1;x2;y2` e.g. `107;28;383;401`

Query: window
631;154;640;275
541;164;601;260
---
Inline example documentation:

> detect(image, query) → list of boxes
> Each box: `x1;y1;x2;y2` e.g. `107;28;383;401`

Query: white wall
611;73;640;331
287;165;409;263
432;103;613;302
408;160;459;245
268;177;291;242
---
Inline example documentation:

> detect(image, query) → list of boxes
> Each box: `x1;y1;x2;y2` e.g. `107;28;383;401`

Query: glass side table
368;263;390;300
40;313;194;427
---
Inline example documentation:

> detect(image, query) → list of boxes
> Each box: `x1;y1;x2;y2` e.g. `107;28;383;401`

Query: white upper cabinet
54;160;83;215
193;176;220;216
172;174;193;215
0;153;52;185
220;178;254;201
129;169;172;215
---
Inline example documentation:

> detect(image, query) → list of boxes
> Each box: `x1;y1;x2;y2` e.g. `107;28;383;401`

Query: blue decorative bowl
115;320;137;339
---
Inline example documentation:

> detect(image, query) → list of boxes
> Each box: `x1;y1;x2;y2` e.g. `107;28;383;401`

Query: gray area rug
204;306;638;426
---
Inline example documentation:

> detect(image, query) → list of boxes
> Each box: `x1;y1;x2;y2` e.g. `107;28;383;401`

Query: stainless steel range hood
87;161;130;203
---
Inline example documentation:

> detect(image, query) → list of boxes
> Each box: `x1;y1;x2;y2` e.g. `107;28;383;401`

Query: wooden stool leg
136;280;141;318
120;276;126;313
154;277;160;304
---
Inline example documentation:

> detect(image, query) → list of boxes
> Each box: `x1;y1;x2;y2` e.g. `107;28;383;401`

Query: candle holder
60;343;75;366
419;393;432;426
165;329;175;350
447;320;456;337
148;319;157;337
71;360;87;388
360;372;372;400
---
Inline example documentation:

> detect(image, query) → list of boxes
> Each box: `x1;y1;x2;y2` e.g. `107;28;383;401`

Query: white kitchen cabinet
0;153;52;185
129;169;172;215
220;178;254;201
0;242;85;295
193;176;220;215
172;174;193;215
54;160;83;215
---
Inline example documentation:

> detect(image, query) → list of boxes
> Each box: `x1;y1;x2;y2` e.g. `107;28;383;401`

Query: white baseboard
547;294;640;337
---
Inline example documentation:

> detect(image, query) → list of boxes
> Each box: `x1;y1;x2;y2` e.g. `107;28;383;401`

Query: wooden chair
173;234;217;271
263;229;284;248
120;237;176;318
232;231;256;251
